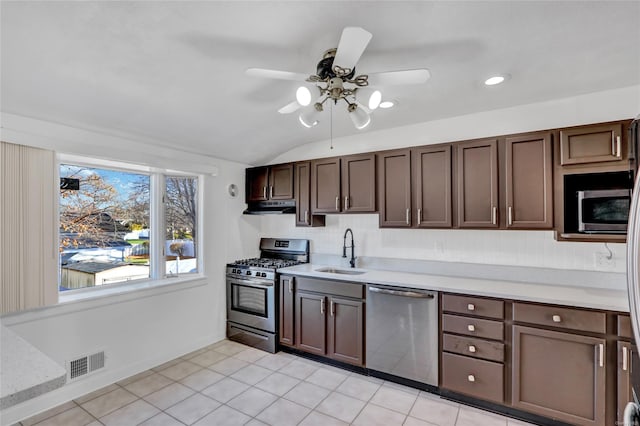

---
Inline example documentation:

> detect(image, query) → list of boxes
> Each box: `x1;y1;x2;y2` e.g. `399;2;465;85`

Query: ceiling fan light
368;90;382;110
379;100;395;109
296;86;312;106
298;109;319;128
350;106;371;130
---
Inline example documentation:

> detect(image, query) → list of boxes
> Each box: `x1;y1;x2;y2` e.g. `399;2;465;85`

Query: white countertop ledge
279;263;630;313
0;325;67;409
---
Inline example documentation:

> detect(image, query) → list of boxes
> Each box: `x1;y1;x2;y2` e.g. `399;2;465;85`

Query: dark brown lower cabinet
295;291;326;356
512;325;606;426
289;276;365;367
279;275;295;347
617;341;634;425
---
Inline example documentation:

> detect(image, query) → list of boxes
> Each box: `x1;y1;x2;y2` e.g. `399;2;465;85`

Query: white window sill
1;275;209;325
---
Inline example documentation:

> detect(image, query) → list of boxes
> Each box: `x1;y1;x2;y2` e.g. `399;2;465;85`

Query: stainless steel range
226;238;309;353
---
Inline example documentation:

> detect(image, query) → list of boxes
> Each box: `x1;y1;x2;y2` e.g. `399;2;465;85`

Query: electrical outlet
594;252;616;269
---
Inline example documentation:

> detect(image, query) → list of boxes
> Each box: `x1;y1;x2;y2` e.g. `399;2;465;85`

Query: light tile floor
16;340;536;426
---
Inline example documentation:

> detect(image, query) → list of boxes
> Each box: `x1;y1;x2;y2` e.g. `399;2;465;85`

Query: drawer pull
467;303;475;311
468;345;477;353
467;324;475;332
467;374;475;382
552;315;562;323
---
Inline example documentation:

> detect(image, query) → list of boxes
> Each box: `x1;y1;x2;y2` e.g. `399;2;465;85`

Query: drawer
442;314;504;341
442;294;504;319
443;333;504;362
512;302;606;334
618;315;633;339
441;352;504;404
293;276;364;299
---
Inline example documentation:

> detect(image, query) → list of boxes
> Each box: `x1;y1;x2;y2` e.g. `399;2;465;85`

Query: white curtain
1;141;58;314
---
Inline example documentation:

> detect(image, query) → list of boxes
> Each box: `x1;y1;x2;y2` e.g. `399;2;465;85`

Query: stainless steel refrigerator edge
366;285;438;386
624;115;640;426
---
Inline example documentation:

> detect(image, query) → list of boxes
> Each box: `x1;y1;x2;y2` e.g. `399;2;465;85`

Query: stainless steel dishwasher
366;284;438;386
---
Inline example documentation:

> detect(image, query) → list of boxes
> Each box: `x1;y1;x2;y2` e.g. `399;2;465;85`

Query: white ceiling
2;1;639;165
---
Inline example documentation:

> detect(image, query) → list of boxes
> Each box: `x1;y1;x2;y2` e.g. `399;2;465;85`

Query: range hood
243;199;296;215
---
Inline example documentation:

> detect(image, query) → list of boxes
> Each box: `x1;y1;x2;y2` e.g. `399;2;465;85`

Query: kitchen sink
314;267;366;275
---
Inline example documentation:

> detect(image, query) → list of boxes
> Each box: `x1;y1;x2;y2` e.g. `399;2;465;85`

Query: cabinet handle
612;136;616;156
467;374;475;382
552;315;562;323
492;207;497;225
467;324;475;332
304;210;309;224
288;278;293;294
623;346;629;371
417;208;422;226
270;186;274;199
263;186;267;199
320;298;325;314
335;196;339;211
467;303;475;311
406;208;410;225
617;136;622;158
330;300;335;316
598;343;604;368
508;206;513;226
468;345;477;353
344;196;349;211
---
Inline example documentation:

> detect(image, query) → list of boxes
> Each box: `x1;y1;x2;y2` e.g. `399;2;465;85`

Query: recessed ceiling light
484;75;509;86
379;100;395;109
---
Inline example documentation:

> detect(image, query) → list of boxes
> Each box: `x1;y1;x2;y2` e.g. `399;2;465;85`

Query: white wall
261;85;640;274
0;114;260;425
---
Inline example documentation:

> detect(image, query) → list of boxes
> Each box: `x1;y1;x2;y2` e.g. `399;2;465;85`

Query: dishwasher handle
368;286;435;299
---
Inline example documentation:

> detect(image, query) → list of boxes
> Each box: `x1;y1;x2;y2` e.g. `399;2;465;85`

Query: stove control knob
231;269;236;274
261;272;267;277
246;271;251;276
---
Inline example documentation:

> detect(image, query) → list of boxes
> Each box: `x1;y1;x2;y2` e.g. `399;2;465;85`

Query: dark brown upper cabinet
311;157;341;214
413;145;452;228
245;163;294;202
456;139;499;228
295;162;325;227
311;155;376;214
505;132;553;229
378;149;412;227
341;153;376;213
560;122;625;166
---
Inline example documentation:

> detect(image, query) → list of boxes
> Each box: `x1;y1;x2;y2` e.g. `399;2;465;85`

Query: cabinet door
456;139;499;228
295;162;312;226
505;133;553;229
269;163;294;200
413;145;452;228
327;297;364;366
560;123;624;165
342;153;376;212
512;325;606;426
311;158;341;213
378;149;412;227
617;341;634;425
246;166;269;202
279;276;295;347
295;291;326;356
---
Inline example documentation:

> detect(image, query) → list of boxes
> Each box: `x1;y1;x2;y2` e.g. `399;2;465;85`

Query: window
59;162;199;292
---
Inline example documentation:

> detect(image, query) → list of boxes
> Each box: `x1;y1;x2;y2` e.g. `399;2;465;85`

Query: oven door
226;275;275;333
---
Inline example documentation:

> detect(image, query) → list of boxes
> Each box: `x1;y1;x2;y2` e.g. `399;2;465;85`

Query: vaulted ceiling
2;1;639;165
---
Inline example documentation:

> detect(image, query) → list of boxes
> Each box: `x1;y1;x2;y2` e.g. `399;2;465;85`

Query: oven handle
226;276;274;287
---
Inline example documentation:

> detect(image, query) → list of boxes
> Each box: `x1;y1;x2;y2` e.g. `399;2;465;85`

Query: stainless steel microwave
578;189;631;233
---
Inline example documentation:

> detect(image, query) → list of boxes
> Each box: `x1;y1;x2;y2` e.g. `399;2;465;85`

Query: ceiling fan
246;27;431;130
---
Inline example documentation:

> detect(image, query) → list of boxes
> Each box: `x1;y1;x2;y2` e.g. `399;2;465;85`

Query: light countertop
280;263;629;312
0;325;67;410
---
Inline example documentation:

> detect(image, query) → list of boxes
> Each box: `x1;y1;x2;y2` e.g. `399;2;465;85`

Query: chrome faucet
342;228;356;268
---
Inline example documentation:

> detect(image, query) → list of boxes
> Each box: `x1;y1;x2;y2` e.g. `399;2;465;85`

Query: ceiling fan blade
278;101;302;114
246;68;309;81
332;27;373;73
366;69;431;86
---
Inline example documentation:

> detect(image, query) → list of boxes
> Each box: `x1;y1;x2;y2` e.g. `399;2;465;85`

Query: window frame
57;154;204;300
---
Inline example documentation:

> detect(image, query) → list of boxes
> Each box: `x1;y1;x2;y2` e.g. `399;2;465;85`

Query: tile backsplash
256;214;627;273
